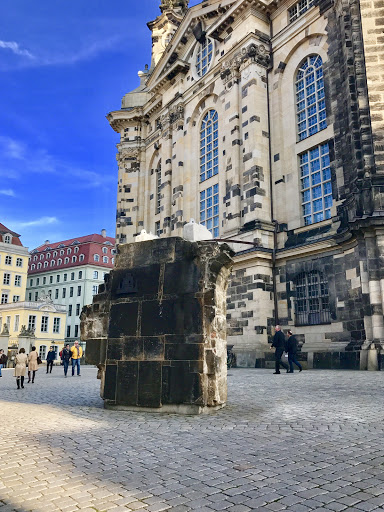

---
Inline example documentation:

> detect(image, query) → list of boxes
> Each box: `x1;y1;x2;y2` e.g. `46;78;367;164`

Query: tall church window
296;55;326;141
156;163;161;214
196;38;213;77
200;184;219;238
200;110;218;182
300;142;332;225
295;271;330;325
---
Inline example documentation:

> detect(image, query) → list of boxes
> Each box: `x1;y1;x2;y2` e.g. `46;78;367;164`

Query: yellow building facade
0;223;67;360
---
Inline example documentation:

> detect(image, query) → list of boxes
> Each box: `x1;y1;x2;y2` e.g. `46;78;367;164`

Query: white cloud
10;216;59;229
0;189;15;197
0;136;113;189
0;40;35;59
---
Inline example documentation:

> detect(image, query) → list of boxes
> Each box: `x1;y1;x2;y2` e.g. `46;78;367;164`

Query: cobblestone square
1;367;383;511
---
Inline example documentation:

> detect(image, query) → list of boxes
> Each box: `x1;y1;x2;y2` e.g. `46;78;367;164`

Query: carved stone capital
221;43;271;83
117;147;140;168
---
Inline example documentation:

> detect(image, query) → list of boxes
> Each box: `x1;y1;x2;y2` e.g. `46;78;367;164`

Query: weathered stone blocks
81;237;234;414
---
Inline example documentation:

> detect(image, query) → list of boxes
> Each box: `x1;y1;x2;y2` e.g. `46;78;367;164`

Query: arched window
74;247;79;253
44;261;48;268
57;258;62;265
50;260;55;267
72;256;77;263
37;263;42;269
31;264;35;270
156;161;162;214
67;248;71;255
296;55;326;141
79;254;84;262
103;256;109;263
94;254;100;262
33;255;38;261
60;250;64;256
196;38;214;77
200;110;218;182
40;254;44;260
64;257;69;264
46;253;51;258
295;271;330;325
102;247;108;254
53;251;57;257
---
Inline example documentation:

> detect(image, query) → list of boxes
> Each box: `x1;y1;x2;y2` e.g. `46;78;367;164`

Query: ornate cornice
221;42;271;83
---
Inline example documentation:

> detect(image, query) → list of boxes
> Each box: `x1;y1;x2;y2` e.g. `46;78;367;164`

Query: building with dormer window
107;0;384;370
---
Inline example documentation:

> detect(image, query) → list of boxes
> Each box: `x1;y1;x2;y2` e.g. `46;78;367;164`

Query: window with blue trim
300;142;332;225
196;38;213;77
200;184;219;238
296;55;327;141
200;110;218;182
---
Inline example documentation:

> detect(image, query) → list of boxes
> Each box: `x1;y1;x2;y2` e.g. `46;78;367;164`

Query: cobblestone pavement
1;367;384;512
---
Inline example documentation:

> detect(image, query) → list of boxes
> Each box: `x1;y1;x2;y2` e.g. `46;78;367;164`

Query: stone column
0;333;9;357
161;115;173;236
365;232;384;345
82;237;234;414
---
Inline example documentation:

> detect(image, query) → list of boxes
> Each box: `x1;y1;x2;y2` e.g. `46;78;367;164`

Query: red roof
31;233;115;252
28;232;116;275
0;223;23;246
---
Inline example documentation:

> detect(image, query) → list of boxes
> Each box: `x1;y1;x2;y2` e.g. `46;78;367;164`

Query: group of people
271;325;303;374
12;340;83;388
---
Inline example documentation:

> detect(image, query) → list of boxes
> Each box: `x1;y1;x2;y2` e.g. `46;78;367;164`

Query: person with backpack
61;344;72;378
286;330;303;373
271;325;289;374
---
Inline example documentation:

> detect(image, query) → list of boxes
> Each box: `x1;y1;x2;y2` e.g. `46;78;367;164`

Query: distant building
0;223;66;360
0;223;29;305
26;230;115;347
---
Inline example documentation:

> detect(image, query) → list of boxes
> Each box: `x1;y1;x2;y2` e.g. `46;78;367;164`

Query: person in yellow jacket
71;340;83;377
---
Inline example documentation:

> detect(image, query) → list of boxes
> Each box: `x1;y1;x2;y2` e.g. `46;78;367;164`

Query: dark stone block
138;361;162;407
143;337;165;360
162;365;202;405
165;343;203;361
107;338;124;361
109;302;139;338
141;298;202;336
111;266;160;298
104;364;117;401
122;337;144;360
116;361;138;406
163;260;200;294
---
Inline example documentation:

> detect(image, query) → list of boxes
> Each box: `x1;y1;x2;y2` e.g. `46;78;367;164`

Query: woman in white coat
14;348;28;389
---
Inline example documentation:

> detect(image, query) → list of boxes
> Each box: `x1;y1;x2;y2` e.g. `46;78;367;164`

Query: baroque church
108;0;384;369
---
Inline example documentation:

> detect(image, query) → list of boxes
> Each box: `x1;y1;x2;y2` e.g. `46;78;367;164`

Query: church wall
110;0;384;370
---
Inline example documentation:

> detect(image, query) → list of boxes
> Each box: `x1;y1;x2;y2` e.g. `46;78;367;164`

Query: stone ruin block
81;237;234;414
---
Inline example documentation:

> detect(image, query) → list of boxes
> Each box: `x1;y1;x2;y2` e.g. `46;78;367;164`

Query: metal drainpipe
266;14;279;326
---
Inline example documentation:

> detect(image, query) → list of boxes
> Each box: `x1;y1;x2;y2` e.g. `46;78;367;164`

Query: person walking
71;341;83;377
27;346;39;383
286;330;303;373
0;349;7;377
46;347;55;374
271;325;289;374
14;348;28;389
61;344;71;378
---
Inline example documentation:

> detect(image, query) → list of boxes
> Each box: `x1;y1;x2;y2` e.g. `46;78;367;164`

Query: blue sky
0;0;200;250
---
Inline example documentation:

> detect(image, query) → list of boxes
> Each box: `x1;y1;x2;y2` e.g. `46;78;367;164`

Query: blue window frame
296;55;327;141
200;110;219;182
200;184;219;238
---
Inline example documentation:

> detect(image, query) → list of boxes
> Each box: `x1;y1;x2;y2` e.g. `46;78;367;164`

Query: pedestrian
286;330;303;373
14;348;28;389
71;341;83;377
46;347;55;374
61;344;71;378
271;325;289;374
27;346;39;383
0;349;7;377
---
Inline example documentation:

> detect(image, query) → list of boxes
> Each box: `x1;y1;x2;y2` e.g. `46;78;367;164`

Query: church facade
108;0;384;369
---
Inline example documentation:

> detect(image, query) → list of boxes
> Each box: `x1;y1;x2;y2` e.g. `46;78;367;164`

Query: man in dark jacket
61;344;71;378
271;325;289;374
286;330;303;373
0;349;7;376
46;347;55;374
